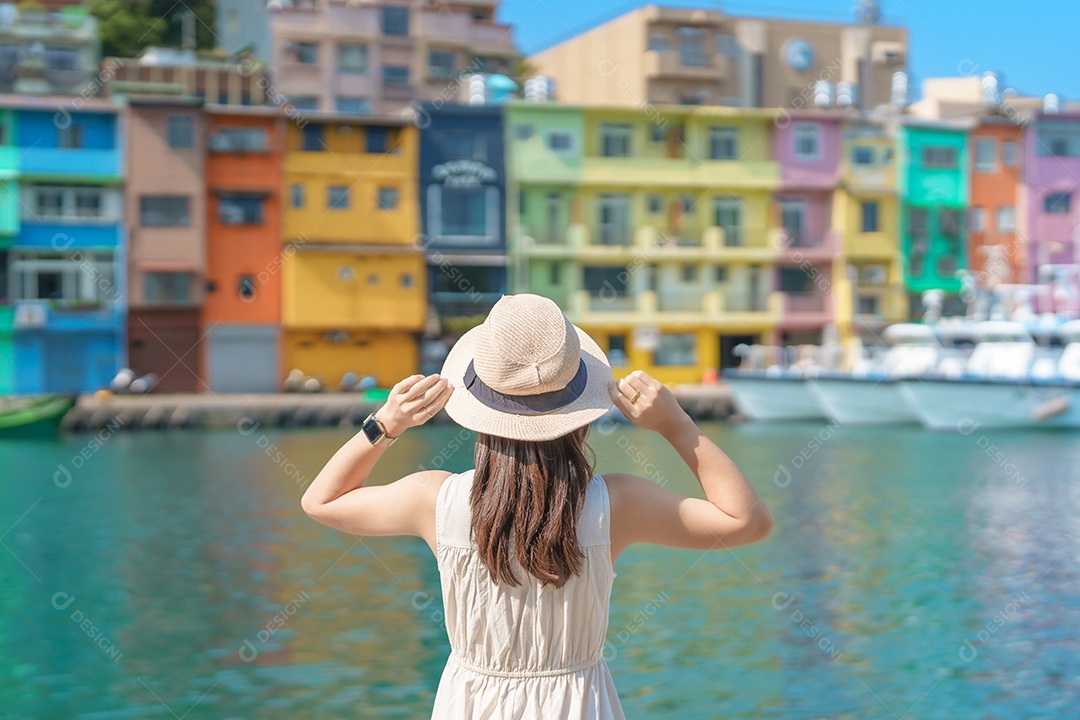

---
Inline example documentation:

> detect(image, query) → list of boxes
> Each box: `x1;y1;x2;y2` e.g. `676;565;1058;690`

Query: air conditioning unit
208;133;233;151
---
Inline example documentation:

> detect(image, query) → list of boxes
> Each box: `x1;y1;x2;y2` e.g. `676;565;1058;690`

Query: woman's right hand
375;374;453;438
609;370;691;436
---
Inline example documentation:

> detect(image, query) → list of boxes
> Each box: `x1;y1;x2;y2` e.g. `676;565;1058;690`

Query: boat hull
0;395;74;438
897;379;1080;430
808;377;919;425
724;374;824;421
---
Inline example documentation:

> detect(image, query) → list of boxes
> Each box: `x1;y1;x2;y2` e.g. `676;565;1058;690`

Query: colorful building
898;120;970;314
0;4;100;96
124;97;206;393
834;117;906;340
417;102;507;335
772;111;842;345
969;117;1024;286
281;114;425;387
203;106;286;392
2;98;126;393
1024;112;1080;286
506;101;783;384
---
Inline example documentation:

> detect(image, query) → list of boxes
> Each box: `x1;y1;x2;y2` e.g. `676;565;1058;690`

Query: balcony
780;293;834;329
643;49;729;81
567;289;782;329
19;148;121;181
843;229;898;260
520;224;779;263
581;157;778;189
774;227;840;263
851;284;908;328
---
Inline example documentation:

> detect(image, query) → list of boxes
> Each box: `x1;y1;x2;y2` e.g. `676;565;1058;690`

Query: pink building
1024;112;1080;286
772;111;843;344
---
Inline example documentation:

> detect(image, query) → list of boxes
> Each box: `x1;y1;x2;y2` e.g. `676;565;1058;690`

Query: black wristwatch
361;413;398;447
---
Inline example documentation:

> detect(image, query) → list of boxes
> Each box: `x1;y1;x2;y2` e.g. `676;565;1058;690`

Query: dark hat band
464;358;588;416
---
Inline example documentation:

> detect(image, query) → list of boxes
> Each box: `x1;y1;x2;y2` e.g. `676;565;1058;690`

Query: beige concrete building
104;47;270;107
530;5;907;110
218;0;518;116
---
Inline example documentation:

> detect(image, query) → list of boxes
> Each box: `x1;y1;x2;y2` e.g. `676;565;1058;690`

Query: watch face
784;39;814;72
362;414;383;444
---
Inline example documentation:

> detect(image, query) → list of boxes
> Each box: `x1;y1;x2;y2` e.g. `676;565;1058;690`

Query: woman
302;294;773;719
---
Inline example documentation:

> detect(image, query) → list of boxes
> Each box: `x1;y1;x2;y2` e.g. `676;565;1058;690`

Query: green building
898;121;970;314
0;109;20;393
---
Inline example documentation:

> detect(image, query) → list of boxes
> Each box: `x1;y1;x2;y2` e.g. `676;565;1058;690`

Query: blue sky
499;0;1074;101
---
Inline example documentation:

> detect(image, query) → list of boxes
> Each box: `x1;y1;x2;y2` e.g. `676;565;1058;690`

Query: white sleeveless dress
431;470;626;719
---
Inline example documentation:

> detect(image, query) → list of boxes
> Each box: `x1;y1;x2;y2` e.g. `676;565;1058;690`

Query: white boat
724;345;829;421
897;320;1080;430
807;324;939;425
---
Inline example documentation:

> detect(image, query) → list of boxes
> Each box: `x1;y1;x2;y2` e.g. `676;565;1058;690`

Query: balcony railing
783;293;828;313
596;222;632;246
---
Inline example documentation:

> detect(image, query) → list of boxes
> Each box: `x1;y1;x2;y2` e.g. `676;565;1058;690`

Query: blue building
417;103;507;332
0;98;126;394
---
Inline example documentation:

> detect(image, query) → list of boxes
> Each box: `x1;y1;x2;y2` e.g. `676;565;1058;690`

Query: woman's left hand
375;374;454;438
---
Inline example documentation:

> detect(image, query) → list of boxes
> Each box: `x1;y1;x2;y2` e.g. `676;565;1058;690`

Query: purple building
1025;112;1080;287
772;111;843;344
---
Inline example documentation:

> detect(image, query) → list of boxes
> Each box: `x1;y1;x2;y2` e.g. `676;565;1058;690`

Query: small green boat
0;395;75;438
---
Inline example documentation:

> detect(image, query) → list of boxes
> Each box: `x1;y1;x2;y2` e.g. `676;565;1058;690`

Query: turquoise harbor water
2;421;1079;719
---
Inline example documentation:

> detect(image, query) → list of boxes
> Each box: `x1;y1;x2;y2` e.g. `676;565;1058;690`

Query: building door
719;334;757;370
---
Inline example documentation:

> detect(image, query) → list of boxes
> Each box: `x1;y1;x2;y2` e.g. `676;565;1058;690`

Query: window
167;115;194;148
940;209;961;237
35;188;63;217
381;6;410;36
302;124;324;151
328;186;349;209
600;123;632;158
936;256;957;276
549;262;560;285
648;122;666;144
289;96;318;110
780;199;805;246
975;137;996;172
597;194;631;245
446;131;485;160
140;196;190;226
238;275;256;300
681;264;697;282
294;42;317;64
336;96;372;115
860;265;887;285
909;254;924;277
716;35;737;58
1003;141;1017;166
291;184;304;208
648;34;668;52
30;187;106;220
861;201;879;233
144;272;190;305
715;266;728;283
997;206;1016;233
58;124;82;149
9;251;115;305
401;273;414;287
794;125;819;159
609;334;628;364
428;50;457;79
218;193;264;225
921;146;957;169
383;65;410;87
708;126;737;160
218;91;230;105
908;208;928;237
514;124;534;141
677;27;707;67
713;197;742;246
852;146;874;165
208;127;267;152
654;333;696;367
74;189;101;218
366;126;391;153
440;186;487;235
378;187;398;210
969;208;985;232
584;266;627;297
679;194;696;216
338;43;367;74
1045;192;1071;214
779;267;813;294
856;295;879;315
648;195;662;214
545;130;574;153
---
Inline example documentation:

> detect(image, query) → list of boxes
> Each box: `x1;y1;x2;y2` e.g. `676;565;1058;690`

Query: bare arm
300;374;454;552
606;371;773;558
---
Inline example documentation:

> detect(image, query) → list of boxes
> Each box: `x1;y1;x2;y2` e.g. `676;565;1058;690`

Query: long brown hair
470;426;595;588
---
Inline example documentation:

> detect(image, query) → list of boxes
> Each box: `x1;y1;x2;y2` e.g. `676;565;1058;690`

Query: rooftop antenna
855;0;881;25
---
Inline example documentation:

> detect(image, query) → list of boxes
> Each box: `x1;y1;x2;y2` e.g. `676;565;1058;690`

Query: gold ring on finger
629;391;640;404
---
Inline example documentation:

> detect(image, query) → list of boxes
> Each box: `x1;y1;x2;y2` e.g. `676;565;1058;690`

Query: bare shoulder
600;472;661;510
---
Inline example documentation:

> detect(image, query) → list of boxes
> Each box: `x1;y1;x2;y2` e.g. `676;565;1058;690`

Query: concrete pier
59;385;736;433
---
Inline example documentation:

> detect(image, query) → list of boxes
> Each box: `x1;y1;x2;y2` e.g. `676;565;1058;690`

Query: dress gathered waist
449;651;603;679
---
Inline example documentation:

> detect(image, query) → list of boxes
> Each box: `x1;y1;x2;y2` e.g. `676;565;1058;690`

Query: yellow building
833;119;906;350
281;115;426;387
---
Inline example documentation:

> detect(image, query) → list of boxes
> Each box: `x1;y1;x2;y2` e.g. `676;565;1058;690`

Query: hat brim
440;324;614;442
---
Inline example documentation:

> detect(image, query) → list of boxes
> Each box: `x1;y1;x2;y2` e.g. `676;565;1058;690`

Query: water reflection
1;421;1078;718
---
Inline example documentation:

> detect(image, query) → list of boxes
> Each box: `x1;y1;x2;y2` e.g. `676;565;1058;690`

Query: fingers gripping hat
441;294;614;441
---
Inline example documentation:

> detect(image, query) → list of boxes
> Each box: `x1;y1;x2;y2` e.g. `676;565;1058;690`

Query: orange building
968;119;1025;285
202;106;286;392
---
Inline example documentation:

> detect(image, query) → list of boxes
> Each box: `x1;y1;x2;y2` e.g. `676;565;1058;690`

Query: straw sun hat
441;294;614;441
